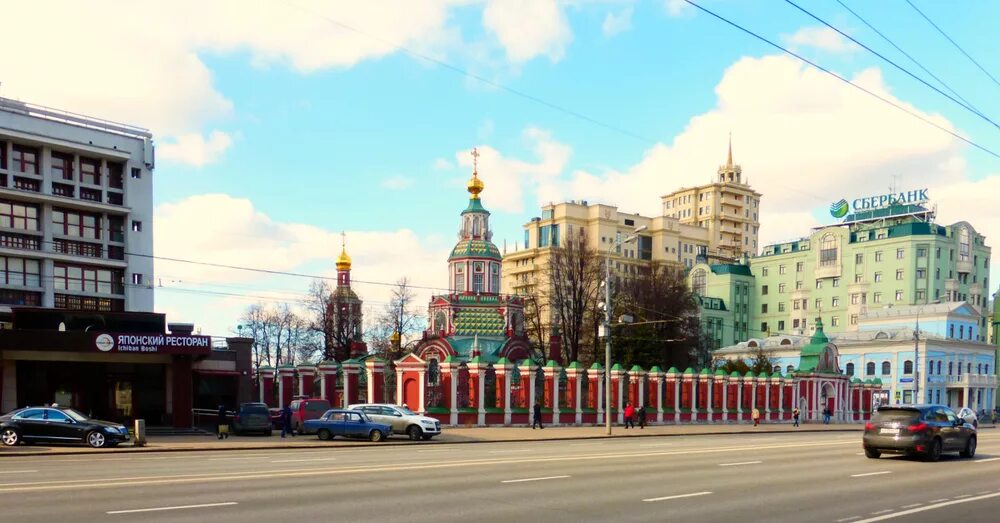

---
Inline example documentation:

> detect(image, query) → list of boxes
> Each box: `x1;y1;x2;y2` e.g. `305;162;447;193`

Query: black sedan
863;404;976;462
0;407;131;448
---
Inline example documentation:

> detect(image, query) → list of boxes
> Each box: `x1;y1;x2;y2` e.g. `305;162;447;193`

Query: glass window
846;363;854;376
903;360;913;374
896;269;904;280
0;200;40;231
875;251;883;262
11;145;39;174
866;362;875;375
881;361;891;375
691;269;706;296
855;253;863;264
874;272;882;282
778;302;785;312
873;292;882;304
819;234;837;266
50;152;74;180
14;408;45;420
896;248;904;259
832;297;840;307
80;157;101;185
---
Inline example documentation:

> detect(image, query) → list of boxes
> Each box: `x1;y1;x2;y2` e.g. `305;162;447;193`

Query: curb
0;426;863;457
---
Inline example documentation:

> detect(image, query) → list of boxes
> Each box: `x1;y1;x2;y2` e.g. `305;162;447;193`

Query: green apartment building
691;202;992;347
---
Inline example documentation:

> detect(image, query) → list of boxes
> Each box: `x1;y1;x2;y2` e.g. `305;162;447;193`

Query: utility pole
603;225;646;436
914;310;920;404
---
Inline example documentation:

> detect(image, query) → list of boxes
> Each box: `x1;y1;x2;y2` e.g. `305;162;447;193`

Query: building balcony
0;231;42;251
945;374;998;388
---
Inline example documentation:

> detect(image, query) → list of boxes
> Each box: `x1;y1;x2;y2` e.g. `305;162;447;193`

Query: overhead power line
904;0;1000;90
834;0;987;123
783;0;998;130
681;0;1000;160
282;1;655;145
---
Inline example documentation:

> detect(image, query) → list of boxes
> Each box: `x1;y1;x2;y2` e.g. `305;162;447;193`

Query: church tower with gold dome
326;234;366;361
415;149;531;364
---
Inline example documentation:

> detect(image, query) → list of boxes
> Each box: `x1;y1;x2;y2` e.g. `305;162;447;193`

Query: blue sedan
304;409;391;442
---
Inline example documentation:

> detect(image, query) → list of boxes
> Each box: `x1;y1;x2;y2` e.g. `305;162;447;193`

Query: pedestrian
637;405;647;429
823;407;831;425
624;403;635;429
792;407;800;428
751;407;760;427
216;404;229;440
532;401;544;429
280;403;295;438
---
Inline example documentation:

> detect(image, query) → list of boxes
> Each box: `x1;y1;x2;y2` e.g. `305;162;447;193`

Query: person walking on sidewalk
822;407;831;425
792;407;800;427
532;402;544;429
280;404;295;438
637;405;647;429
216;404;229;440
624;403;635;429
752;407;761;427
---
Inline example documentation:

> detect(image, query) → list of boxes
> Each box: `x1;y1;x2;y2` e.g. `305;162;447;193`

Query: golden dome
336;232;352;271
467;171;484;199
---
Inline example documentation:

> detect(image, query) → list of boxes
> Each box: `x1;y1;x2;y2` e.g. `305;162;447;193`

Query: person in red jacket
624;403;635;429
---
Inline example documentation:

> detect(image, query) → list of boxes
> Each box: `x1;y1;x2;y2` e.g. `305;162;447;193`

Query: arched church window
903;360;913;375
473;262;485;293
454;264;465;292
881;361;891;375
473;216;482;237
846;362;854;376
819;234;837;267
427;358;440;386
786;365;794;374
866;362;875;375
691;269;706;296
491;263;500;292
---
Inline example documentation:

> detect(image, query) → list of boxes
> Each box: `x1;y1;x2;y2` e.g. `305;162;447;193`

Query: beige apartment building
502;201;710;336
661;142;762;259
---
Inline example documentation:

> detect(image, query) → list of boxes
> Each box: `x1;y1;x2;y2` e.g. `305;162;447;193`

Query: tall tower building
661;137;762;260
326;234;366;361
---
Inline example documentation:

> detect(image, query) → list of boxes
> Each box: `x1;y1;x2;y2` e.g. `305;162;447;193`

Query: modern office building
0;96;154;315
661;140;762;259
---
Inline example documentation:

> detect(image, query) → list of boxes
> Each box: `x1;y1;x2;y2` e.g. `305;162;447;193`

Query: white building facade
0;97;154;314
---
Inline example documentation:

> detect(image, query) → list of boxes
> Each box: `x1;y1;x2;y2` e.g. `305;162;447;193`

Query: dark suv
231;403;273;436
863;404;976;461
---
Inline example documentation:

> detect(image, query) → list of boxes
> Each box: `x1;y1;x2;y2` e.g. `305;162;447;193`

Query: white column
504;373;513;425
656;379;664;423
449;367;458;426
706;379;714;424
395;369;404;406
573;377;582;425
477;370;486;426
550;376;560;428
596;374;605;425
673;380;680;423
721;381;728;423
528;367;536;416
616;377;624;424
778;381;784;422
736;381;743;422
764;382;771;421
417;370;426;414
341;376;350;409
278;378;286;408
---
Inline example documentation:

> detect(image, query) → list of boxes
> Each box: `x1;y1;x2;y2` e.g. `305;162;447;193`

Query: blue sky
3;0;999;336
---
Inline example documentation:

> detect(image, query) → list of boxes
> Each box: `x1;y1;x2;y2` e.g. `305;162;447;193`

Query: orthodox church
326;235;367;361
414;149;532;364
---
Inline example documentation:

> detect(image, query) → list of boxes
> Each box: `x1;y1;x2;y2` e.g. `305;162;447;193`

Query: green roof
744;370;756;377
453;307;505;336
589;362;604;370
461;197;490;215
682;367;695;375
649;365;663;373
798;318;831;373
730;371;741;378
714;369;726;376
710;264;753;277
545;360;561;368
495;357;511;366
666;367;680;374
699;368;710;375
610;363;625;371
630;365;645;373
448;239;502;261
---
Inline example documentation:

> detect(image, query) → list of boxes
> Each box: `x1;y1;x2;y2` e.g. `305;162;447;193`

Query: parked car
0;406;130;448
231;402;273;436
290;399;332;434
957;407;979;429
863;404;976;462
304;409;391;442
348;403;442;441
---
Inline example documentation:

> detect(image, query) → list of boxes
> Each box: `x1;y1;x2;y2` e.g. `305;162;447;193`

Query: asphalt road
1;430;999;522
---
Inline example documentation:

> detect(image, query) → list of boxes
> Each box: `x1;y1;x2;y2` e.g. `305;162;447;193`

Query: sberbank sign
830;189;929;219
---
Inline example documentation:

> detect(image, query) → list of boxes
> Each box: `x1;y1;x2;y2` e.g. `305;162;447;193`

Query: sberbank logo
829;199;849;219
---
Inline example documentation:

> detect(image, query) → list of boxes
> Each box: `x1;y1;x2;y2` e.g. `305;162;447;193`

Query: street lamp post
604;225;647;436
913;300;940;404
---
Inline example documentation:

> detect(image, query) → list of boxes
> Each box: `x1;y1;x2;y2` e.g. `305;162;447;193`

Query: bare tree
368;278;424;361
522;293;548;354
305;279;335;360
547;230;602;364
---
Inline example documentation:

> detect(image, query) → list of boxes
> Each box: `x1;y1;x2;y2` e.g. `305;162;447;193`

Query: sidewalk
0;422;870;457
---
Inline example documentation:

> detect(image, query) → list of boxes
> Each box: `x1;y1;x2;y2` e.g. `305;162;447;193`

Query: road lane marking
643;491;712;503
0;439;858;493
973;457;1000;463
953;494;972;499
718;460;761;467
851;471;891;478
270;458;338;463
107;502;238;514
0;470;37;474
928;499;948;503
900;503;922;509
855;452;866;456
501;475;570;484
853;492;1000;522
835;517;860;522
870;509;893;515
977;491;991;495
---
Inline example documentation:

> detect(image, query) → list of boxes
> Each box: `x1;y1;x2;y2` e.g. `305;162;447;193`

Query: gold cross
471;147;480;173
341;231;346;249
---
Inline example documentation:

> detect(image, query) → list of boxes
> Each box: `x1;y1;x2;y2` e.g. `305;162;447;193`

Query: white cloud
531;55;964;248
154;193;449;335
381;176;414;190
433;158;455;171
454;127;573;213
158;131;234;167
483;0;573;62
782;26;860;54
664;0;690;17
603;7;634;37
